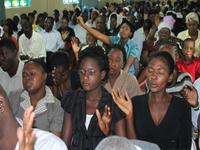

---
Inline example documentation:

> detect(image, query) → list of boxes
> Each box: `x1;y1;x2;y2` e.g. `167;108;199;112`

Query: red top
176;58;200;82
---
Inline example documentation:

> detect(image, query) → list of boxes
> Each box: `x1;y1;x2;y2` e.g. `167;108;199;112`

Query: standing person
112;51;192;150
77;16;140;75
61;46;125;150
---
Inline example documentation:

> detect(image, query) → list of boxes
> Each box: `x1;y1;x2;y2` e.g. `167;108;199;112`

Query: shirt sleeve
192;78;200;128
109;36;120;44
61;91;76;113
49;100;64;132
128;41;141;60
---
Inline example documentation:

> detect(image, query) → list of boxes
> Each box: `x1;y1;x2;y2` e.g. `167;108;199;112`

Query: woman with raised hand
76;15;140;75
61;46;125;150
112;51;192;150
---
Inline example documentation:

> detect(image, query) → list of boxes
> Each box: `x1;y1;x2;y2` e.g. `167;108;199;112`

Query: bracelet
193;102;199;111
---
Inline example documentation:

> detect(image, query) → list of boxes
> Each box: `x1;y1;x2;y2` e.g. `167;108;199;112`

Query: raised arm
77;16;112;45
112;90;136;139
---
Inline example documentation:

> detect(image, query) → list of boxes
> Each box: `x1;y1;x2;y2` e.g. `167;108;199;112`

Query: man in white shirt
19;21;46;60
40;17;64;53
0;38;24;97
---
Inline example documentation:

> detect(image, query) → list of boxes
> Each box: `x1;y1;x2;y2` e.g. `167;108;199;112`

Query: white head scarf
107;12;124;30
186;12;199;24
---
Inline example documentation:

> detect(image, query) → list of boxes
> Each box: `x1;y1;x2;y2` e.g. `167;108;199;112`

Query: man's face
0;46;17;72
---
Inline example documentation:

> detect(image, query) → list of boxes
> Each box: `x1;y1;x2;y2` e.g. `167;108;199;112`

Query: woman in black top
61;46;125;150
112;51;192;150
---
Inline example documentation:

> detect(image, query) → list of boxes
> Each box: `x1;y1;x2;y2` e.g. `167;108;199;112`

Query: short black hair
120;19;134;38
109;44;127;64
149;51;175;74
25;58;48;73
47;16;54;25
78;46;109;81
0;38;17;52
50;51;71;70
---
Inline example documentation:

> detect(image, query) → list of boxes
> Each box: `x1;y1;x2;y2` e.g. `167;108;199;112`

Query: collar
14;60;24;78
20;86;55;115
186;29;200;39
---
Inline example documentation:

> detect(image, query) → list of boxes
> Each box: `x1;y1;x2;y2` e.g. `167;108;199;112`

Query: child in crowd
176;38;200;82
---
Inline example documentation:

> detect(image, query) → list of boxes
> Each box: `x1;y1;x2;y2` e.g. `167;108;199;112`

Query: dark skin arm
112;90;136;139
61;112;73;146
77;16;112;45
52;131;61;137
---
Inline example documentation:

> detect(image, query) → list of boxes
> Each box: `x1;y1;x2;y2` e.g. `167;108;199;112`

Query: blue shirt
110;36;140;74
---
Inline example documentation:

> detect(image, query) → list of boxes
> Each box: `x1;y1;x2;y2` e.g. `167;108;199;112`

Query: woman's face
23;63;46;93
86;32;96;45
108;49;123;76
119;23;132;39
158;28;171;41
147;57;172;93
187;20;198;34
79;57;105;92
52;65;69;85
61;18;68;29
110;16;117;29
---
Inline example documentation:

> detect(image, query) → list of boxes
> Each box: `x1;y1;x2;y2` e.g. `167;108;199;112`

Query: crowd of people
1;0;200;149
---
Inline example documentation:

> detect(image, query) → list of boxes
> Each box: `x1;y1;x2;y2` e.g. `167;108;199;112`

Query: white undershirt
85;114;93;130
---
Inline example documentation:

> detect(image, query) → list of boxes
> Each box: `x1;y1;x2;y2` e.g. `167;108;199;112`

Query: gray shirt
9;86;64;132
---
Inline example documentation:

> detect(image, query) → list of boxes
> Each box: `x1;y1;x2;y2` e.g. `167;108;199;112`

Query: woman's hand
71;37;81;54
17;106;36;150
77;16;85;28
96;105;111;136
112;90;133;119
181;85;198;107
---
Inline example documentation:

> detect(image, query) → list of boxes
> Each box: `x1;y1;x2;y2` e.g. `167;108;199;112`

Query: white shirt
0;60;24;97
85;114;93;130
15;129;68;150
132;27;145;54
74;24;87;44
192;78;200;128
40;29;64;52
19;30;46;59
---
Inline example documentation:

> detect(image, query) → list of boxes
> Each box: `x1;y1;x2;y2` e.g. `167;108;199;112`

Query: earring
0;101;5;113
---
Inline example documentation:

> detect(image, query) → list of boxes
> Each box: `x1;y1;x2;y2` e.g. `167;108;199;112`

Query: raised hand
181;85;198;107
112;90;133;119
71;37;81;54
96;105;111;136
17;106;36;150
77;16;85;28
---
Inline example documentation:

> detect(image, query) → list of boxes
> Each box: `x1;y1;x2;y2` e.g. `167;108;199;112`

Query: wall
0;0;6;23
5;0;76;18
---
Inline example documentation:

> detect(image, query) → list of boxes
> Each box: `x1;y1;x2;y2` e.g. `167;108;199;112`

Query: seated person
0;38;24;97
112;51;192;150
176;38;200;82
0;84;67;150
95;136;160;150
47;51;80;100
61;46;126;149
9;58;64;137
104;44;142;98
